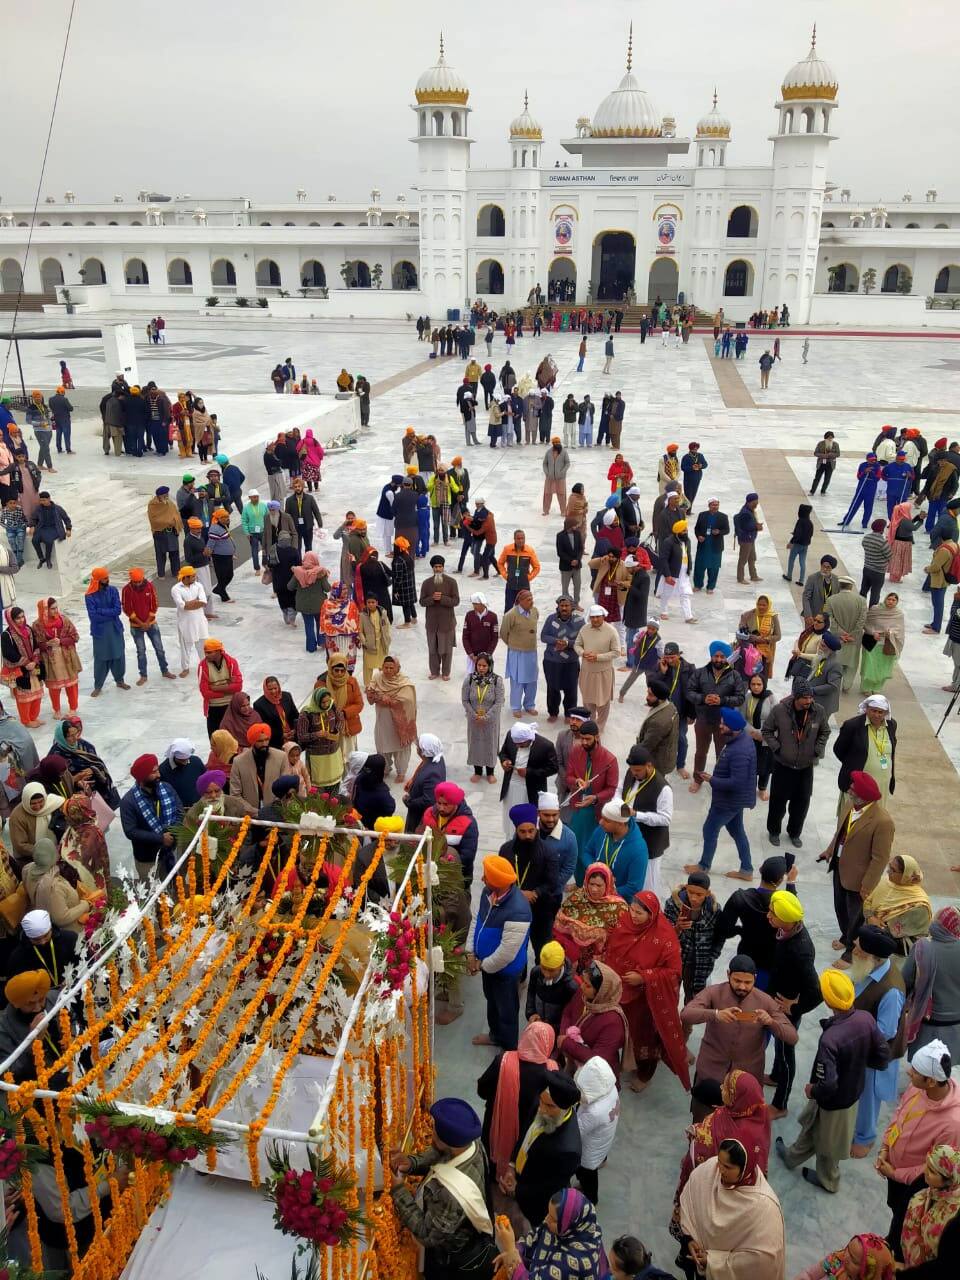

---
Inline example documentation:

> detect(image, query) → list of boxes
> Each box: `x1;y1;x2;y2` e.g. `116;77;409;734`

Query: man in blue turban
687;641;745;792
500;802;561;961
685;701;757;882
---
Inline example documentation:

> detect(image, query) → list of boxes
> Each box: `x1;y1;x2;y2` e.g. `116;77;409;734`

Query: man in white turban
573;606;620;731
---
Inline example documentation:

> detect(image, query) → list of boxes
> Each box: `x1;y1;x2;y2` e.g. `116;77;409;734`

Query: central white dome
591;70;661;138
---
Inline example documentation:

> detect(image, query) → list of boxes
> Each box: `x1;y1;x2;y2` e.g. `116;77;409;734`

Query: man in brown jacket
228;724;288;815
419;554;460;680
500;589;540;716
633;678;680;776
817;770;894;965
146;486;184;578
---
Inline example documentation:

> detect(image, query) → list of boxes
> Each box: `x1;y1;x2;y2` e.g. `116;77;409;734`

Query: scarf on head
320;587;359;638
574;960;633;1061
324;661;352;711
488;1022;558;1177
367;666;417;748
901;1144;960;1267
133;780;179;837
292;552;323;589
865;600;905;654
36;599;64;639
4;607;36;667
887;501;915;547
691;1070;771;1179
219;694;259;742
863;856;931;928
519;1188;609;1280
554;862;626;944
820;1235;894;1280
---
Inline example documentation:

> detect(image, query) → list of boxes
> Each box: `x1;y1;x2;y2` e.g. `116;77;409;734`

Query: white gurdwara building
2;27;959;327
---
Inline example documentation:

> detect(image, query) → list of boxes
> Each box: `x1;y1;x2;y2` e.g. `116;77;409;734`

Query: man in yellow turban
775;966;890;1192
0;970;62;1085
767;889;819;1118
466;856;531;1050
525;941;576;1033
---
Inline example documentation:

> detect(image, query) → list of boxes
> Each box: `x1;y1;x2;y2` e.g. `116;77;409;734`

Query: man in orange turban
466;855;531;1049
85;568;130;695
122;567;175;684
0;970;61;1084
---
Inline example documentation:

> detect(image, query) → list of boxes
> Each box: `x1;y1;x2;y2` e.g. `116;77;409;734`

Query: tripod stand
935;684;960;738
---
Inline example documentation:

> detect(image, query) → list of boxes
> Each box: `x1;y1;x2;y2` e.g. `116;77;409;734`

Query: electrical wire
0;0;79;396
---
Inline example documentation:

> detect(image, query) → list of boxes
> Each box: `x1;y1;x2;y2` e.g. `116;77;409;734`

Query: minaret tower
507;91;543;303
767;24;839;321
411;34;471;312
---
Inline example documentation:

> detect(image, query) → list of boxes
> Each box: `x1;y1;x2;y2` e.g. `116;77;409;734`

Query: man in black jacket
657;642;695;777
733;492;763;584
499;725;559;807
502;1071;582;1225
500;803;561;960
833;696;897;806
617;485;643;540
692;499;730;593
766;890;821;1116
776;967;890;1193
713;854;794;988
762;684;830;852
687;641;745;788
284;476;322;553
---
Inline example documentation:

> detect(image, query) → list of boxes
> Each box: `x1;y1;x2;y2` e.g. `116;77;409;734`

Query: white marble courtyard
6;315;960;1271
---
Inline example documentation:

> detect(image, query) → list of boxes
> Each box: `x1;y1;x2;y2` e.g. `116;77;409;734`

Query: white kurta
171;580;209;669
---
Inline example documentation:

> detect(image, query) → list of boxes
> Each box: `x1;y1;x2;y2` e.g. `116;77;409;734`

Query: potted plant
371;263;383;290
862;267;877;294
61;286;74;315
896;267;913;295
206;295;220;307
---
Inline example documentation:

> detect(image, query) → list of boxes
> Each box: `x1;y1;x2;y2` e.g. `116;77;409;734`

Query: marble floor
4;317;960;1273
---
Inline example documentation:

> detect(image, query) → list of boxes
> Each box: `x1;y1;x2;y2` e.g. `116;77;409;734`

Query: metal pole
14;339;26;400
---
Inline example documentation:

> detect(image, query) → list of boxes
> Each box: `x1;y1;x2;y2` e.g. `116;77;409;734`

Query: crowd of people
0;313;956;1280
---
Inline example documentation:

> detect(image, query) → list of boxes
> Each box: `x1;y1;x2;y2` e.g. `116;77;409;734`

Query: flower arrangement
77;1101;233;1171
431;921;468;982
280;792;361;866
0;1128;44;1182
264;1143;366;1251
373;910;416;991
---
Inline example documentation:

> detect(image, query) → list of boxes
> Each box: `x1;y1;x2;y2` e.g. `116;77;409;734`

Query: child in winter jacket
415;493;431;558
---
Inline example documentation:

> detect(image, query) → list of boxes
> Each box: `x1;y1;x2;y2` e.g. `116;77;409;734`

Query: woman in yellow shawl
863;854;932;955
738;595;781;679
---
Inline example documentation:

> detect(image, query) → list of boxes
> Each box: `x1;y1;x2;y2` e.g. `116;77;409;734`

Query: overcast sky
3;0;955;207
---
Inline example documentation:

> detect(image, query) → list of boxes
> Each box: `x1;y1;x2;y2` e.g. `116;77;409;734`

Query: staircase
0;292;56;313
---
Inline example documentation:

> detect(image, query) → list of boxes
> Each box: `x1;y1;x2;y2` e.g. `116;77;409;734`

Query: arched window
131;220;142;226
801;107;815;133
392;261;418;290
477;204;505;236
333;221;344;226
108;220;118;226
0;260;23;292
260;221;272;226
62;221;72;226
84;221;96;226
344;261;370;288
301;260;326;288
935;265;960;293
211;258;237;287
828;263;859;293
39;221;50;227
882;264;909;293
432;212;446;241
451;111;462;136
81;257;107;284
309;221;320;226
124;257;149;285
432;110;444;136
166;258;192;287
39;258;63;291
935;223;949;230
782;108;793;134
905;223;920;229
255;259;281;287
723;259;753;297
727;206;758;238
476;259;504;294
821;221;835;228
418;112;427;136
284;221;295;227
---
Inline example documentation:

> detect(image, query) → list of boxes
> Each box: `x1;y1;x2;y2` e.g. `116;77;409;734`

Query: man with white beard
849;924;907;1158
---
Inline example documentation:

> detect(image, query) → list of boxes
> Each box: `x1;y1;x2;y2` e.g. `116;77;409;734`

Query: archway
727;205;758;238
882;264;908;293
81;257;107;284
125;257;149;285
647;257;679;306
476;260;504;294
342;261;370;288
301;260;325;288
39;258;64;292
255;259;281;287
828;263;859;293
723;259;753;297
593;232;636;301
167;258;192;287
548;257;576;303
935;265;960;293
1;260;23;293
392;261;418;290
477;205;505;236
211;258;236;287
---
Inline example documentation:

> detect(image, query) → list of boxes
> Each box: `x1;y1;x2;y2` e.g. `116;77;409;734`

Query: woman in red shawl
0;606;44;726
604;889;689;1094
59;792;110;891
675;1069;770;1198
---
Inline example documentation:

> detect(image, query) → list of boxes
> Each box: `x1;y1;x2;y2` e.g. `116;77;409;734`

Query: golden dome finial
524;89;529;110
712;85;718;110
626;21;633;72
439;30;445;58
811;22;817;49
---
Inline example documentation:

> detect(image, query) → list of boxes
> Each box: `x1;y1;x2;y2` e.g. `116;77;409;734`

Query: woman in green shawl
296;687;345;787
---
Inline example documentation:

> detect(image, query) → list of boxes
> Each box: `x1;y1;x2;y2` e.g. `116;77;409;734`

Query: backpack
944;540;960;585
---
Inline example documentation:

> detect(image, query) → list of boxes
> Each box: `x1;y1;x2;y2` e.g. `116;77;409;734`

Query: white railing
211;284;237;296
169;283;194;294
124;282;150;291
256;285;282;296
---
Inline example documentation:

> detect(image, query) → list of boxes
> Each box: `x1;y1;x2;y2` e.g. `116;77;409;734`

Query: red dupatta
605;890;690;1089
688;1069;770;1181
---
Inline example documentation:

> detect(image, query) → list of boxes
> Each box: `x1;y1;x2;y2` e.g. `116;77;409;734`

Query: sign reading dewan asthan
543;170;692;188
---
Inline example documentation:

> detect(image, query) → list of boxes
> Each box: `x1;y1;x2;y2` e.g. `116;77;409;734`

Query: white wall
808;292;960;328
269;290;426;319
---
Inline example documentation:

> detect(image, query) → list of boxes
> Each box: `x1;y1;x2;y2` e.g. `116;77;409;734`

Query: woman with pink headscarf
887;499;924;583
297;429;324;492
289;552;330;653
477;1021;558;1178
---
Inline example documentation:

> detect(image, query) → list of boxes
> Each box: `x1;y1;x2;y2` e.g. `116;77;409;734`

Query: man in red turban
817;769;894;966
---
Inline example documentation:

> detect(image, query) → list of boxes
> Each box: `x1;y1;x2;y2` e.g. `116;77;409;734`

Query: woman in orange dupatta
604;889;689;1094
477;1021;558;1179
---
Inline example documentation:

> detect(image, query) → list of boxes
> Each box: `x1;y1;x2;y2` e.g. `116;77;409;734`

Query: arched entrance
548;257;576;303
592;232;635;301
647;258;679;306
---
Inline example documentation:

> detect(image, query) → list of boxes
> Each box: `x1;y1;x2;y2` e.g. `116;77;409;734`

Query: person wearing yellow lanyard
833;694;897;811
11;909;78;990
0;969;65;1085
499;1071;582;1224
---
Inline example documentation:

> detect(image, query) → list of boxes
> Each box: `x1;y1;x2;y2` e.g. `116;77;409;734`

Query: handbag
882;634;897;656
861;633;877;652
89;789;116;832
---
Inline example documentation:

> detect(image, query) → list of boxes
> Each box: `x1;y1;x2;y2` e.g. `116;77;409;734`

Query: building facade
1;28;959;325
